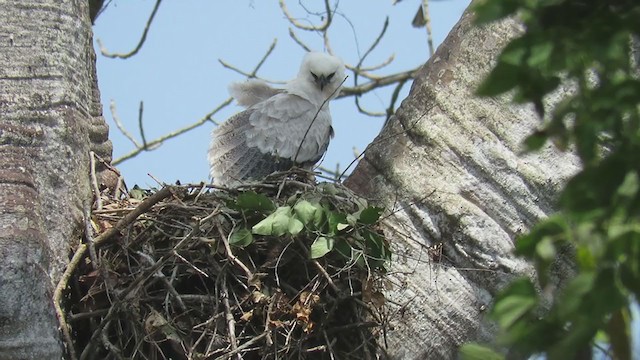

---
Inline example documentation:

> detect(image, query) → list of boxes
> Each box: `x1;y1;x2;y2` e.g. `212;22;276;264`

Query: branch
112;98;232;165
279;0;333;31
338;68;418;98
96;0;163;59
113;40;279;166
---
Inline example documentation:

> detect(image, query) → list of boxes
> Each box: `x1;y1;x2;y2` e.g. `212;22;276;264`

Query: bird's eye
327;72;335;80
310;72;318;80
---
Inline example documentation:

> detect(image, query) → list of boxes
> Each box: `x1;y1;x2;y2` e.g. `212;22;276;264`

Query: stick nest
63;171;391;359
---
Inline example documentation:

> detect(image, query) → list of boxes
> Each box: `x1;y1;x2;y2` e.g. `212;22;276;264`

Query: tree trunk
346;11;580;359
0;0;111;358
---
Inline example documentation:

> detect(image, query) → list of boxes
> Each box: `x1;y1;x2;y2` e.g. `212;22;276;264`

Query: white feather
209;52;345;186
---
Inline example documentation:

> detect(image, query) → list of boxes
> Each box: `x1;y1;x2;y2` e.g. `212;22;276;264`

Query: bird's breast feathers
245;92;332;163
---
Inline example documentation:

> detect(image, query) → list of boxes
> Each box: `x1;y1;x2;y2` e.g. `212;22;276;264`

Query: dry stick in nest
78;206;217;359
54;186;177;360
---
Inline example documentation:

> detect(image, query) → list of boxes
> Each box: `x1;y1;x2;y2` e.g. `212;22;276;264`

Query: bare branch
113;41;279;165
97;0;163;59
218;39;283;83
288;27;312;52
339;68;418;98
137;101;148;149
279;0;333;31
110;99;140;148
112;98;231;165
422;0;435;56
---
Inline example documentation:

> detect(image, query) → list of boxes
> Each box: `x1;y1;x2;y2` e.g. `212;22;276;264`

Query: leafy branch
461;1;640;359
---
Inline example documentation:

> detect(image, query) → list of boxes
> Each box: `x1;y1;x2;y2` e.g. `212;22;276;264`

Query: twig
110;100;140;148
288;27;312;52
137;101;148;149
97;0;163;59
113;99;231;165
114;39;278;166
54;186;176;360
216;224;254;282
279;0;333;31
220;277;241;360
218;39;281;82
89;151;103;210
422;0;435;56
215;331;269;360
323;330;337;360
293;76;348;163
339;68;418;98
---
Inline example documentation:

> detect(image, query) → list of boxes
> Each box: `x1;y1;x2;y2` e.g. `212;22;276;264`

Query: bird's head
299;52;345;98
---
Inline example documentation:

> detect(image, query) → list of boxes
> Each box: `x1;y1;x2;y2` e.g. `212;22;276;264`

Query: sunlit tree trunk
346;11;580;359
0;0;111;357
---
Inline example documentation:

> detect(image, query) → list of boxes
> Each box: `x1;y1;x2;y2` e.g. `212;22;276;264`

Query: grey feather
208;52;345;187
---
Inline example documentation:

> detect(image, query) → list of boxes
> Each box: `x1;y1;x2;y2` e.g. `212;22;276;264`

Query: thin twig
218;39;281;82
279;0;332;31
293;76;348;163
422;0;435;56
221;276;241;360
97;0;163;59
110;100;140;148
339;68;418;98
137;101;148;149
89;151;103;210
287;27;312;52
113;98;231;165
216;224;254;282
114;40;278;166
54;186;176;360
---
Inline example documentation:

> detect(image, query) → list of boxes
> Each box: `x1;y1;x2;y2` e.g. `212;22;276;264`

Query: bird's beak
316;75;330;91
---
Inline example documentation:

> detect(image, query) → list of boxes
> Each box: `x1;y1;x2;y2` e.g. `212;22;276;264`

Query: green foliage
464;0;640;359
228;189;389;271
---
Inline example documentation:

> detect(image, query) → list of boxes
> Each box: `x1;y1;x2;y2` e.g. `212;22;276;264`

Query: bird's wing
208;109;296;185
246;93;333;164
209;92;333;186
228;79;283;108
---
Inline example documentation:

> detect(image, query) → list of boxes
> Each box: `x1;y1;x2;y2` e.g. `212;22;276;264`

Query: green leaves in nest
252;206;304;237
227;191;389;271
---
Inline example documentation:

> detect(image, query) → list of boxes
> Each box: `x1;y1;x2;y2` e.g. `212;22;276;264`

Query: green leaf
515;215;567;257
336;223;350;231
310;236;335;259
288;217;304;235
476;61;521;97
535;236;556;261
334;239;352;259
229;228;253;247
527;40;554;67
236;191;275;212
359;206;384;225
459;343;505;360
293;200;323;227
491;278;537;329
556;272;595;318
471;0;520;24
252;206;293;236
326;210;347;236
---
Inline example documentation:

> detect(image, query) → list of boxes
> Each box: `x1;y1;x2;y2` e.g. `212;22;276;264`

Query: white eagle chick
208;52;345;186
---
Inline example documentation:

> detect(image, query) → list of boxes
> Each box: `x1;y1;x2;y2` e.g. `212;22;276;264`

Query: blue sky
92;0;469;187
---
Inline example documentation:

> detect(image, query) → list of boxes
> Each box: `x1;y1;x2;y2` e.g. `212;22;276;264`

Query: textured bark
346;11;580;360
0;0;111;358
